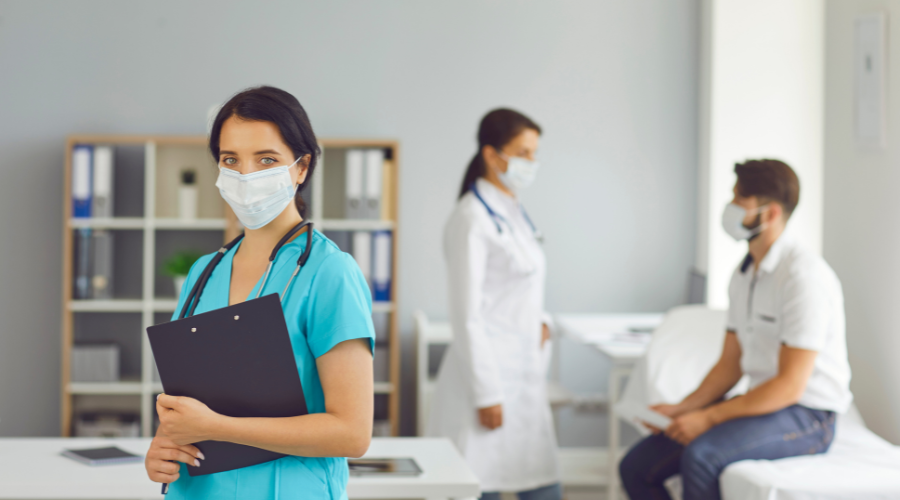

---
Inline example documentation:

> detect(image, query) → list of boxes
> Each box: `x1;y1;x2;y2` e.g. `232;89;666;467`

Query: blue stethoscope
471;183;544;244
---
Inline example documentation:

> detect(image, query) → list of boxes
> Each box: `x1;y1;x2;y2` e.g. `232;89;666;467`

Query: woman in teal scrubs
144;86;375;500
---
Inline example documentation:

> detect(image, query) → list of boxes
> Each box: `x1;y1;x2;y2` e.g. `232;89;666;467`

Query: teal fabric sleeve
305;252;375;358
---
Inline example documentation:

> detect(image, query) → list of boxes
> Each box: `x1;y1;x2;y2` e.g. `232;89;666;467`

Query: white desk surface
0;437;480;500
555;313;665;361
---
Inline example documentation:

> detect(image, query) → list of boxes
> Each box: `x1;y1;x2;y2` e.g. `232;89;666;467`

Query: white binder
91;230;114;299
345;150;365;219
364;149;384;219
91;146;114;217
352;231;372;290
372;231;392;302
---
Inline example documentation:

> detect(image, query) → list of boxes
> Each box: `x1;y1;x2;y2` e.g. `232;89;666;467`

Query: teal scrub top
165;229;375;500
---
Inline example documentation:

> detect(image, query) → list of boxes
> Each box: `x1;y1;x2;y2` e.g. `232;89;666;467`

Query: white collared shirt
726;234;853;413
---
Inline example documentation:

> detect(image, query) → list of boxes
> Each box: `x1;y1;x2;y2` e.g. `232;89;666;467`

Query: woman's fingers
161;447;201;466
153;459;182;474
148;469;180;483
179;443;204;460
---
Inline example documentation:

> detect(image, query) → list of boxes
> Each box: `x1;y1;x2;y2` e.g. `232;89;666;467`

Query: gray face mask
721;203;769;241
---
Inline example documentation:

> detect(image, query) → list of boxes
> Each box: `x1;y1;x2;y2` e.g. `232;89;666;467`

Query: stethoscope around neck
470;183;544;244
178;221;315;319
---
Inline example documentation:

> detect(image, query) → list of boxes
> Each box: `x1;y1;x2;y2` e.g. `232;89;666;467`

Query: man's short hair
734;159;800;218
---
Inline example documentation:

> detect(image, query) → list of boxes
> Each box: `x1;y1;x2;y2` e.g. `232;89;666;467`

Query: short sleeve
726;268;740;331
779;264;830;351
305;252;376;358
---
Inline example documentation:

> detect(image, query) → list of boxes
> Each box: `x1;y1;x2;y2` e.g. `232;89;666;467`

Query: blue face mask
215;158;300;229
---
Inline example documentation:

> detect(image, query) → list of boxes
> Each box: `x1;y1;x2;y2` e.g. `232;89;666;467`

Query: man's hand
478;404;503;430
665;409;716;445
641;403;686;434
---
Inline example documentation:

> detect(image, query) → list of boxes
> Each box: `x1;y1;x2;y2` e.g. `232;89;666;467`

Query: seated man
620;159;852;500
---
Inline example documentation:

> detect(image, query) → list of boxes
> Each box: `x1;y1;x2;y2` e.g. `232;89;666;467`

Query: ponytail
458;151;487;199
457;108;541;200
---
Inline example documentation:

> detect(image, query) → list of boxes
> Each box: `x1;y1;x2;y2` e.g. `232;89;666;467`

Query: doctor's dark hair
208;86;320;217
734;159;800;218
458;108;541;199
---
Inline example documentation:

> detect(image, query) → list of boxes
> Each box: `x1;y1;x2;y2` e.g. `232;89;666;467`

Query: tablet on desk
348;458;422;477
61;446;143;466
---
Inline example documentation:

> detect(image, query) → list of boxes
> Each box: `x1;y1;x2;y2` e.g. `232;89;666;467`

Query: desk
555;313;664;500
0;437;479;500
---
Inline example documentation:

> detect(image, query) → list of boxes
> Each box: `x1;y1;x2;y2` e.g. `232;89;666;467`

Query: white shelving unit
62;135;401;437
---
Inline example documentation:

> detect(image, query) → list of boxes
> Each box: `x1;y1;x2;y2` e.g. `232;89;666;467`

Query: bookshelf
61;135;401;437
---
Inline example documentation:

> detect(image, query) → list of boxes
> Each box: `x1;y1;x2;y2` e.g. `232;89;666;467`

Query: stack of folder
71;144;115;300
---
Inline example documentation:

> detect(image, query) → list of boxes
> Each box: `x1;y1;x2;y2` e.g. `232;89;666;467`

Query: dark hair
734;159;800;218
458;108;541;199
209;86;320;217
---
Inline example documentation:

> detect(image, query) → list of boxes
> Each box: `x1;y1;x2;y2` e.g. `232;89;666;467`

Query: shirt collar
740;233;793;275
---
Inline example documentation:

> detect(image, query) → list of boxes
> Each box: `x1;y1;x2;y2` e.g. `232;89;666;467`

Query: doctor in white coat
428;109;560;500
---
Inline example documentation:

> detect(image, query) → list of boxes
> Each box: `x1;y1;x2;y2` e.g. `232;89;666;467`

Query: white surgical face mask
215;158;300;230
721;202;769;241
497;154;539;192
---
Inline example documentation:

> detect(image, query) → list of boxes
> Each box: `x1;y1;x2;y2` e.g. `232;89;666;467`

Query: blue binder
72;145;93;218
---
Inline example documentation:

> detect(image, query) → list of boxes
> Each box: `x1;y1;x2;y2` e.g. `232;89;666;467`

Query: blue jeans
480;483;562;500
619;405;835;500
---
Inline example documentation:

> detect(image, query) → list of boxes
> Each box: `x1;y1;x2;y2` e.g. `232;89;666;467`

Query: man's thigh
686;405;835;467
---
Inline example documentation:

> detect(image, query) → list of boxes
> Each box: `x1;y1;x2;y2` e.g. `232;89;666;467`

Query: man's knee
681;436;724;480
619;444;642;485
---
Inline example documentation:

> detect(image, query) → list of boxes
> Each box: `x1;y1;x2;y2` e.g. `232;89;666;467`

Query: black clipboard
147;293;308;476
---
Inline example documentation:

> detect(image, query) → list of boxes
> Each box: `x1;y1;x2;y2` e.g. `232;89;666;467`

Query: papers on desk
556;314;663;348
614;400;672;430
582;329;653;348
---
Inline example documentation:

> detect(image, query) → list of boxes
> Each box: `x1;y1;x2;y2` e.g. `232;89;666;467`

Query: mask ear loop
744;204;771;239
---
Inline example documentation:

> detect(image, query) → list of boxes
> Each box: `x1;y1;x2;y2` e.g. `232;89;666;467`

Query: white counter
0;437;479;500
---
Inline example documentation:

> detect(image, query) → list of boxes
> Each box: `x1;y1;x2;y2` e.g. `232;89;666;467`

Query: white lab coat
427;178;559;493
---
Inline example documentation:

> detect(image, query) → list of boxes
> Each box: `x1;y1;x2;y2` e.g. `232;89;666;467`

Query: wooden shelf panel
68;218;395;231
372;302;394;313
153;218;227;230
374;382;394;394
68;382;144;395
153;299;179;312
69;218;144;229
68;300;144;312
317;219;395;231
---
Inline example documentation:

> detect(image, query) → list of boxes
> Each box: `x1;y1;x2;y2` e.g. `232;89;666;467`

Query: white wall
0;0;699;437
697;0;824;308
824;0;900;444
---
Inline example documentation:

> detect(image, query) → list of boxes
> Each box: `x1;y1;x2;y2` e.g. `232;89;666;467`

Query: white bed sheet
721;408;900;500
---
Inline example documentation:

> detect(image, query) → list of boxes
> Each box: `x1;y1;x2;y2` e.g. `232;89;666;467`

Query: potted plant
162;251;204;296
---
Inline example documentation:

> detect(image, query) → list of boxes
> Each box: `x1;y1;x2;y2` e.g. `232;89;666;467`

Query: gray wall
824;0;900;444
0;0;699;437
